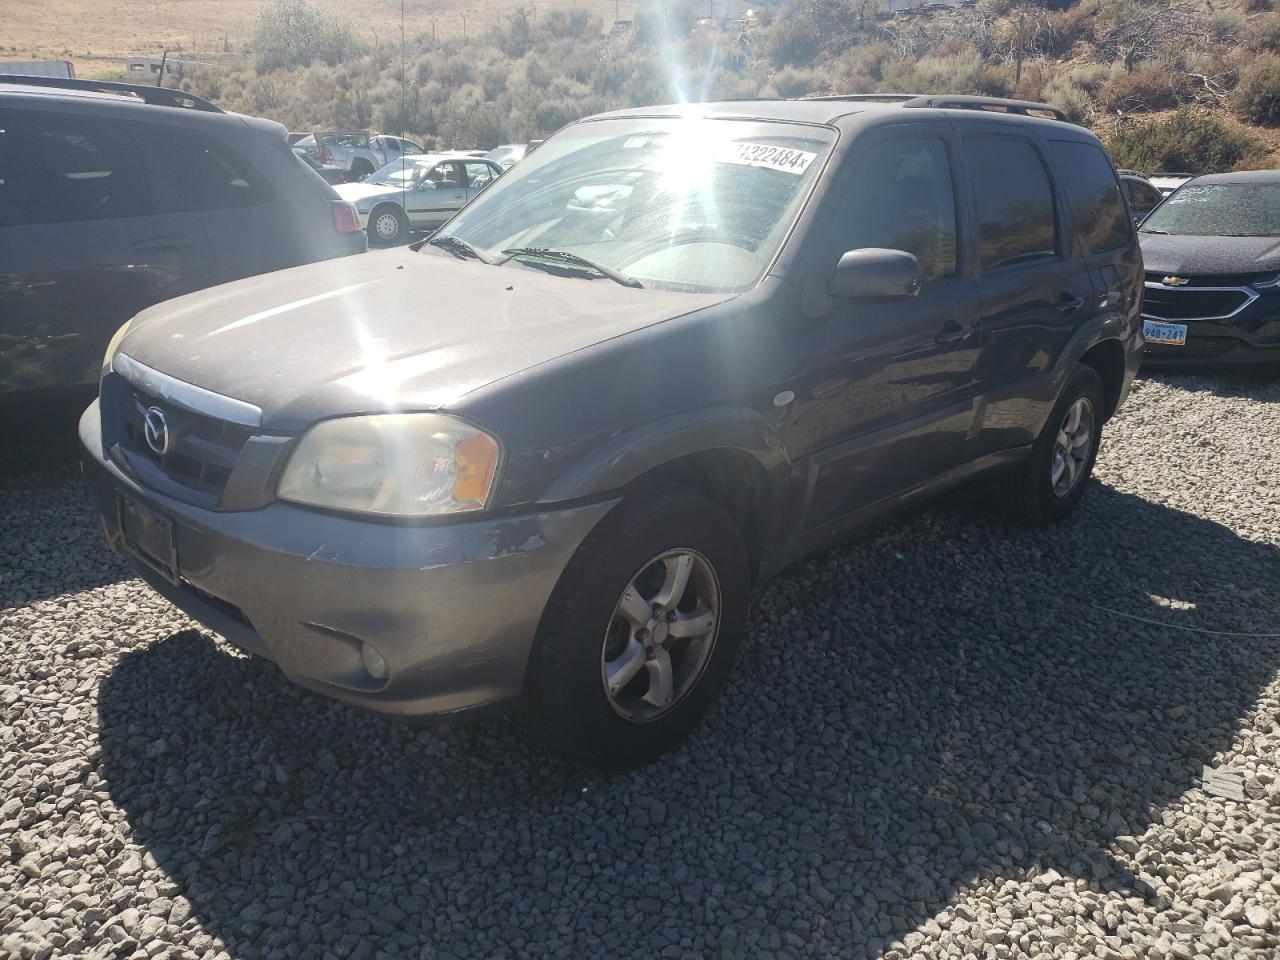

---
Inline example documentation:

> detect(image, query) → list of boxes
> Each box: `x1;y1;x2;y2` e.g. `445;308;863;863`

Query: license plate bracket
118;496;178;583
1143;319;1188;346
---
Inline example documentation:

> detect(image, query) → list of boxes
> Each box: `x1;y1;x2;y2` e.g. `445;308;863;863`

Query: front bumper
1142;287;1280;368
80;401;616;719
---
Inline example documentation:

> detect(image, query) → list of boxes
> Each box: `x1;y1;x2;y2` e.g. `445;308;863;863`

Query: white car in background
334;154;504;245
485;143;529;169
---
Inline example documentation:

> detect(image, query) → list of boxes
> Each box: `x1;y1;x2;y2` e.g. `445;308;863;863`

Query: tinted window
0;111;151;226
962;136;1057;271
464;161;496;188
1049;140;1130;253
1127;180;1162;218
832;138;958;282
151;132;270;211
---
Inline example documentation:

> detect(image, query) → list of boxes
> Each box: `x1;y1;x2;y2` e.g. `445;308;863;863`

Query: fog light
361;642;389;681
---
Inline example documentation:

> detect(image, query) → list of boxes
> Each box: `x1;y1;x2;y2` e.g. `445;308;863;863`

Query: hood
117;248;730;431
333;182;402;206
1139;233;1280;278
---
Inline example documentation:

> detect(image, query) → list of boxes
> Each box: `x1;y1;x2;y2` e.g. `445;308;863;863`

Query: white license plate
1143;320;1188;346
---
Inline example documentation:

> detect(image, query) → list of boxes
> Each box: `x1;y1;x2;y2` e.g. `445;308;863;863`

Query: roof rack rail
901;95;1069;122
803;93;922;103
0;75;222;112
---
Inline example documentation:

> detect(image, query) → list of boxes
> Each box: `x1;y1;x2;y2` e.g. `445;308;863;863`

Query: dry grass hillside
0;0;641;74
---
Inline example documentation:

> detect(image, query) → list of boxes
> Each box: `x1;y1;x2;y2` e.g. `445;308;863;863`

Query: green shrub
252;0;363;72
1041;74;1092;122
1107;107;1263;174
1233;53;1280;124
1251;15;1280;52
1096;62;1183;112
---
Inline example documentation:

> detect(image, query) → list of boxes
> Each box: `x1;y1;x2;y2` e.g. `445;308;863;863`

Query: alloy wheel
600;549;720;722
1050;396;1095;498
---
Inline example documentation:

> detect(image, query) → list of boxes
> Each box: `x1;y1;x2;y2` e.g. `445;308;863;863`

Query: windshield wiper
1140;228;1170;235
428;234;496;264
500;247;643;288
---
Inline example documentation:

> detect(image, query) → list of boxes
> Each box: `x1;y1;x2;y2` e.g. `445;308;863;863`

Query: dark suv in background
82;94;1143;769
0;77;367;436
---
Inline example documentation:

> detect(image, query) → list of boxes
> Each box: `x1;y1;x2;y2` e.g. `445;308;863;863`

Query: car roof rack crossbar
0;74;222;112
901;95;1069;122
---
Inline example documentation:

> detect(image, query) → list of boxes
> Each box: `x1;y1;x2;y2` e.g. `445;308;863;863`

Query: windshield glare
1141;182;1280;237
435;117;835;292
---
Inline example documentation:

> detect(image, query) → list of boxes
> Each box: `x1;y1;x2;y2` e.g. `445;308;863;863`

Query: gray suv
0;76;367;435
81;95;1143;769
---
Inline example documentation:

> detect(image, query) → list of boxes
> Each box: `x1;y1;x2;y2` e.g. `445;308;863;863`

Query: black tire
367;204;408;246
523;492;750;771
999;363;1106;526
350;159;374;181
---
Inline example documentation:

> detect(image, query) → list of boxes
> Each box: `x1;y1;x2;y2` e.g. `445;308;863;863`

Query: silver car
334;154;503;245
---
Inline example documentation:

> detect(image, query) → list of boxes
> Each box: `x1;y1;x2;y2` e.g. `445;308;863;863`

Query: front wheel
999;363;1105;525
523;492;750;771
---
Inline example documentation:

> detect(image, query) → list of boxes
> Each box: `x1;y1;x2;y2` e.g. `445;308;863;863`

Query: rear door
146;126;290;282
800;124;982;532
959;129;1096;454
0;107;216;401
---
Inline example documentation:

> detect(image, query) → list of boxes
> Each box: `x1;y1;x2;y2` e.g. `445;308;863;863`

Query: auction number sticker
716;142;817;175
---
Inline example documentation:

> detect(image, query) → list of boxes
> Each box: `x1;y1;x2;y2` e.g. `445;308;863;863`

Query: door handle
935;320;975;344
1057;294;1085;314
133;237;195;251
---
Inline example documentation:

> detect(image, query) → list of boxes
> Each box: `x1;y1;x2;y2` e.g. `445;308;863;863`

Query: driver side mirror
829;248;923;301
416;180;437;191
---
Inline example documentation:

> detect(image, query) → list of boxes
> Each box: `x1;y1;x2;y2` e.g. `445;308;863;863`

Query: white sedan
334;154;503;245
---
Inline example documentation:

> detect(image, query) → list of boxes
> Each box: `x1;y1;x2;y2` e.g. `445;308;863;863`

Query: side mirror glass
417;180;437;190
829;248;923;301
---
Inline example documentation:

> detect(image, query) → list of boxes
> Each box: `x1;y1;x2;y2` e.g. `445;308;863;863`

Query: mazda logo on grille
143;406;170;455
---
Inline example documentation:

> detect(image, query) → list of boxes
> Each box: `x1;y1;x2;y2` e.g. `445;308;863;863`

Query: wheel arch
539;407;791;583
1078;337;1126;420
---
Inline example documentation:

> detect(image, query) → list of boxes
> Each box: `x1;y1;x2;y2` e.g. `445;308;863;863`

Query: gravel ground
2;373;1279;960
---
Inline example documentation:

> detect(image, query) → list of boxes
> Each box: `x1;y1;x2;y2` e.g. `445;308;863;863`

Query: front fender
539;405;791;505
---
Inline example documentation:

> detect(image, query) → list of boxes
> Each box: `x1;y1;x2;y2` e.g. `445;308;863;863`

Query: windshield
434;116;835;292
367;158;434;187
1141;182;1280;237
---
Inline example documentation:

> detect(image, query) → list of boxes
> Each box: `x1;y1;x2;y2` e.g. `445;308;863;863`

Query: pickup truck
296;131;425;181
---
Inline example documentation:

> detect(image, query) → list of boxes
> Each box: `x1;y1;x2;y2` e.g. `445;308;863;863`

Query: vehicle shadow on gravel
97;483;1280;958
0;437;131;609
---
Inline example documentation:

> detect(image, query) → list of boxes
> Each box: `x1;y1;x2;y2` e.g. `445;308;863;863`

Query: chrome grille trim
113;353;262;427
1140;283;1258;323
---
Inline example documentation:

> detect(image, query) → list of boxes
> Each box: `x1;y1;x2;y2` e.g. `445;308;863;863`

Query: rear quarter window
1050;139;1132;253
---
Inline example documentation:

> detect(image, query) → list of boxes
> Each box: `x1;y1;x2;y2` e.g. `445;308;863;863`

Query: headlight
102;320;132;376
277;413;501;517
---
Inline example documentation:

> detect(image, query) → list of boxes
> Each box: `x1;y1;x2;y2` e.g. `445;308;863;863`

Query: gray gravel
2;372;1279;960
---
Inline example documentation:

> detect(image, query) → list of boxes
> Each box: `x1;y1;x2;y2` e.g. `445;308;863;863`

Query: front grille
1142;284;1253;321
106;377;253;499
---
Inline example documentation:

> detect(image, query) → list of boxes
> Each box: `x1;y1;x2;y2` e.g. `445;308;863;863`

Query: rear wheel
999;363;1105;525
524;492;750;770
368;205;407;246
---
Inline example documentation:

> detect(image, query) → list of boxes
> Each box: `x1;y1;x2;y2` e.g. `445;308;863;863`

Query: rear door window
464;161;497;189
961;135;1057;271
0;110;151;226
1049;139;1131;253
150;131;272;211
